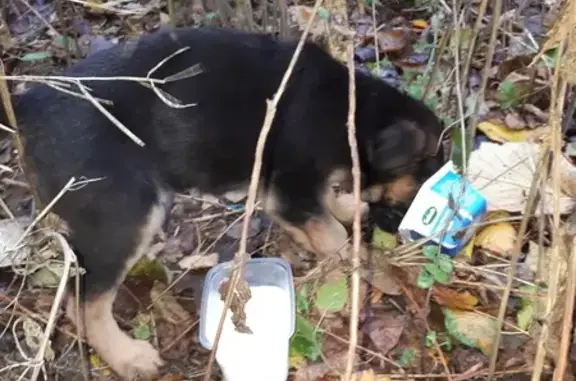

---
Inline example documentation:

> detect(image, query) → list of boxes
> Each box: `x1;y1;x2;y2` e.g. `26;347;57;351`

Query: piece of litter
468;142;576;215
0;217;32;268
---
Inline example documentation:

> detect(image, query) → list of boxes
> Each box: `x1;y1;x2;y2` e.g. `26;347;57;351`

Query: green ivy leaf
296;284;311;313
425;263;450;283
20;52;52;62
425;330;437;348
315;276;348;313
132;323;151;340
290;315;322;361
437;254;455;274
416;269;434;289
422;245;439;259
398;348;416;367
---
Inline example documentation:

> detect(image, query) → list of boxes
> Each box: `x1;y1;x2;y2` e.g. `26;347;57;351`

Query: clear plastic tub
198;257;295;381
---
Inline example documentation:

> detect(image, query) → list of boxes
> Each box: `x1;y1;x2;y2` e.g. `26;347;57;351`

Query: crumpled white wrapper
467;142;576;216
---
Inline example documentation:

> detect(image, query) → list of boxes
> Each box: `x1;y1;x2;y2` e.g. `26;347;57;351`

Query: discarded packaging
398;161;487;256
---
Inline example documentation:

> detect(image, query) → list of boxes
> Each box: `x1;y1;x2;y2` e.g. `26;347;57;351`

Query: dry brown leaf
287;5;329;39
361;307;405;355
432;285;479;310
350;369;392;381
504;111;527;130
475;211;516;256
178;252;219;270
293;351;350;381
150;281;192;325
377;29;410;53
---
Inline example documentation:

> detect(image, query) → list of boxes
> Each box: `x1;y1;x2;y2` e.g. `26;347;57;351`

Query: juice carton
398;161;487;256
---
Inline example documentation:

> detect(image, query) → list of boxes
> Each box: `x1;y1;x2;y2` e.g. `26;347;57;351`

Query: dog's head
361;97;445;232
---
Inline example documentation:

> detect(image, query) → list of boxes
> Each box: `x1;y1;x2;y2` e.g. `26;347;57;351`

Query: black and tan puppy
4;27;444;379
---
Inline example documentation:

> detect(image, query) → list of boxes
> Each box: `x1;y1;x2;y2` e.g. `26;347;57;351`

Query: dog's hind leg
62;178;171;380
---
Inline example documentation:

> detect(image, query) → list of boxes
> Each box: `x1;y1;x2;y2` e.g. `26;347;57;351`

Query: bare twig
343;41;360;381
28;233;77;381
530;15;570;378
487;146;549;380
554;236;576;380
466;0;501;157
201;1;324;380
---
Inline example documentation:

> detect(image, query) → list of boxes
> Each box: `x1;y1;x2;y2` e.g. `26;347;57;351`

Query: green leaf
132;323;151;340
422;245;439;259
437;254;455;274
315;276;348;313
290;315;322;361
317;7;329;20
416;269;434;289
425;330;437;348
296;284;311;313
425;263;450;283
516;302;533;331
497;80;526;109
294;314;319;343
290;335;321;361
398;348;416;367
450;126;472;174
372;227;398;250
443;308;498;355
20;52;52;62
54;35;74;50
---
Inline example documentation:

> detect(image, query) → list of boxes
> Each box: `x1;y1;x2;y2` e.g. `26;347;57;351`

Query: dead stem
530;23;569;381
467;0;501;154
343;41;361;381
201;0;325;379
487;144;549;380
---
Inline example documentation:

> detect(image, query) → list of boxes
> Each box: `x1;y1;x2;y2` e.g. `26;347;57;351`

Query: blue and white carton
398;161;488;256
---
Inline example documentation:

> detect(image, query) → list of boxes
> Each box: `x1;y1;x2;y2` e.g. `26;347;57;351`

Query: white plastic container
398;161;488;256
198;258;295;381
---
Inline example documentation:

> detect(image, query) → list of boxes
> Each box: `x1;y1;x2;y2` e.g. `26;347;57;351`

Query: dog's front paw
106;339;164;380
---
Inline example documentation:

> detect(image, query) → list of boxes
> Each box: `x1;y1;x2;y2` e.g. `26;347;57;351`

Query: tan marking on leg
384;174;417;204
361;184;385;203
324;189;368;225
68;190;170;380
262;190;349;258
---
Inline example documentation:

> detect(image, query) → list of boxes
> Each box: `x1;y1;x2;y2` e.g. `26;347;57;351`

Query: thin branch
343;41;361;381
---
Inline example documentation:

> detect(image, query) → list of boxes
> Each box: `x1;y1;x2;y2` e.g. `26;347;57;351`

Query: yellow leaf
372;227;398;250
475;211;516;255
89;354;111;376
443;308;498;356
454;234;475;261
412;19;428;29
477;120;548;143
432;285;479;310
289;353;306;368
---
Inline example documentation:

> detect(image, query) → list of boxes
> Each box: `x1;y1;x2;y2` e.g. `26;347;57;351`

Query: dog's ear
368;120;430;172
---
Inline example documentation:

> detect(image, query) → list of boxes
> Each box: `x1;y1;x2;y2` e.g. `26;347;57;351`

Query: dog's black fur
3;27;444;379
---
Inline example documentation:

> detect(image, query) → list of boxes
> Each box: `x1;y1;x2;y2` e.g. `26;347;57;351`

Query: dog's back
17;28;301;194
